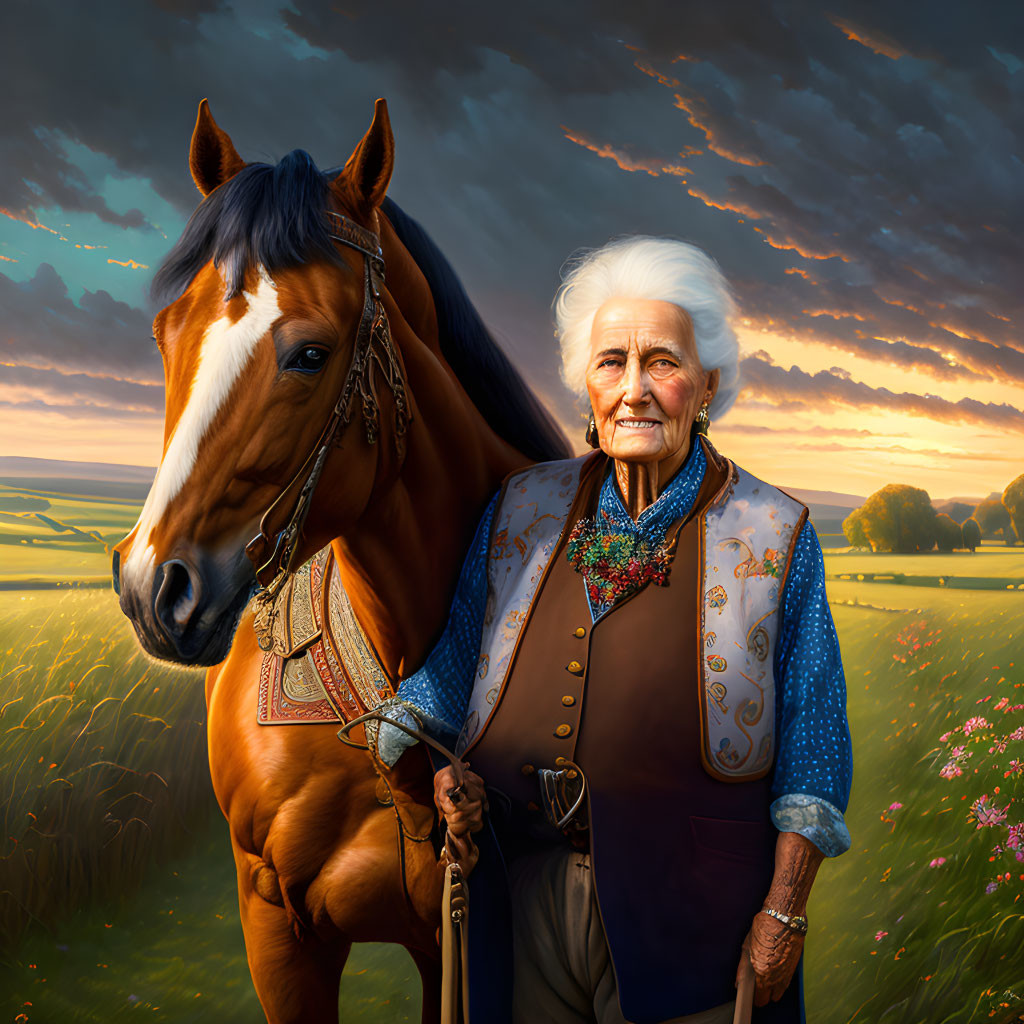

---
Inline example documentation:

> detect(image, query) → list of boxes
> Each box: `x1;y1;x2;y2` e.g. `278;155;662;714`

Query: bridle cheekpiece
247;208;411;651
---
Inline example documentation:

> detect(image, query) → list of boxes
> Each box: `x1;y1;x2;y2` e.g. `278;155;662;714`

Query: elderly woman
373;237;852;1024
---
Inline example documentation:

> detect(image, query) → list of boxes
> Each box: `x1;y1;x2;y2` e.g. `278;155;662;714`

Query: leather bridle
246;209;411;649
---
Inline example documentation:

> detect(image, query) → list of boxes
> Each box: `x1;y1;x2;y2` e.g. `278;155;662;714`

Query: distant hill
934;499;975;523
0;459;155;501
781;487;865;510
0;457;155;483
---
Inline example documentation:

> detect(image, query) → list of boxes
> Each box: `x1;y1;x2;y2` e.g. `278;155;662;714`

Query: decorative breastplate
256;546;394;725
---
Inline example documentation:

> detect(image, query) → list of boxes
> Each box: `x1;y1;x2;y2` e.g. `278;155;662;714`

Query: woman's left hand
736;912;805;1006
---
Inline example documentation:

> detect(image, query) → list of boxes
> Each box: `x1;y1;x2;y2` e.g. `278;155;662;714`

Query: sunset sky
2;1;1022;501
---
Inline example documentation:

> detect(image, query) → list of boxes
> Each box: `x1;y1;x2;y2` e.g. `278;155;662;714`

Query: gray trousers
508;846;736;1024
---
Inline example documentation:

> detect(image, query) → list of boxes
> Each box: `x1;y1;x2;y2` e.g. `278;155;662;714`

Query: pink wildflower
994;697;1010;712
963;716;991;736
889;802;903;811
939;762;963;779
1007;823;1024;850
1010;726;1024;741
951;745;966;757
969;794;1009;829
874;930;888;941
929;857;946;867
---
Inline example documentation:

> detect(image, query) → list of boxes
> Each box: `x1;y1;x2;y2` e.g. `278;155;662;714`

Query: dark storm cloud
2;0;1021;417
739;354;1024;433
0;265;161;380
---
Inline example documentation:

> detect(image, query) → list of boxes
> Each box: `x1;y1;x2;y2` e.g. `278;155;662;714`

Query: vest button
561;695;575;706
554;723;573;738
521;763;536;776
574;626;586;638
555;756;568;766
566;660;583;674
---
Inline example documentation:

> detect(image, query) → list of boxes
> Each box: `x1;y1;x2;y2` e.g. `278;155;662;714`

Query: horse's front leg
232;839;349;1024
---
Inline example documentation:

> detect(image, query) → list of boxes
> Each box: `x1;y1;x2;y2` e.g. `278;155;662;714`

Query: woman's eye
286;346;328;374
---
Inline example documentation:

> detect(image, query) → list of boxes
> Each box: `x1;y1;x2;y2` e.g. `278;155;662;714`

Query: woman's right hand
433;763;487;837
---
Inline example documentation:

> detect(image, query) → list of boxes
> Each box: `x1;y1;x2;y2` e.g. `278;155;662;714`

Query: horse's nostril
111;550;121;596
154;559;203;639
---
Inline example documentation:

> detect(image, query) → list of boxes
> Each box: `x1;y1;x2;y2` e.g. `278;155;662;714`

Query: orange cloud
633;60;680;90
672;94;766;167
802;309;867;322
0;254;17;263
757;230;849;262
561;126;691;177
879;295;925;316
1;207;60;236
829;16;907;60
785;267;816;282
686;187;763;219
107;258;150;270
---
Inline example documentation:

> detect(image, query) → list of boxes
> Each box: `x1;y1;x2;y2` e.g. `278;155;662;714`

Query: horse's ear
335;98;394;213
189;99;246;197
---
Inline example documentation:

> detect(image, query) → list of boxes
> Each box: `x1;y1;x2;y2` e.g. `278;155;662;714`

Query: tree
849;484;938;553
842;506;871;548
1002;474;1024;546
973;498;1015;545
933;513;962;552
962;516;981;553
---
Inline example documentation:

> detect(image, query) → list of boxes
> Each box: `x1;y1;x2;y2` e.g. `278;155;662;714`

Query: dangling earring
694;402;710;437
586;413;600;449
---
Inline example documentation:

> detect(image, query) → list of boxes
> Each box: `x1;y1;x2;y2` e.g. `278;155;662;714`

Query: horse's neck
330;420;518;680
323;216;530;679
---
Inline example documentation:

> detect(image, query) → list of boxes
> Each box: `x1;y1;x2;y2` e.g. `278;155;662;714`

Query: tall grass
0;590;215;961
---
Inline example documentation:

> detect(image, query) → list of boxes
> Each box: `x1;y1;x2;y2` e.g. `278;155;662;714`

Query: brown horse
113;97;568;1023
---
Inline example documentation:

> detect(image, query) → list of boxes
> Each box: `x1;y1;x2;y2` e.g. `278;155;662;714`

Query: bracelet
760;907;808;934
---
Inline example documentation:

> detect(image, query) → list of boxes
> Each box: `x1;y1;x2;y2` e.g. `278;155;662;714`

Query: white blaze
123;273;280;585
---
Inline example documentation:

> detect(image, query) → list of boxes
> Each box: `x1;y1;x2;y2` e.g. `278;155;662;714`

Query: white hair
553;236;740;420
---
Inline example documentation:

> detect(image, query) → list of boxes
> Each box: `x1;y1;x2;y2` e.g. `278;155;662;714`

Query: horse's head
113;99;406;666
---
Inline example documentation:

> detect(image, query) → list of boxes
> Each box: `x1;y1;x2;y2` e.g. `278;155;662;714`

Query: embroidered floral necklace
565;507;673;612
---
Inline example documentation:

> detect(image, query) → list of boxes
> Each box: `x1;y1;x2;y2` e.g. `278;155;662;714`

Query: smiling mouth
617;418;662;429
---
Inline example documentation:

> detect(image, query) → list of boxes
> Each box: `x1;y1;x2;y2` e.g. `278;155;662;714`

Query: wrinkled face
586;297;715;467
112;256;375;666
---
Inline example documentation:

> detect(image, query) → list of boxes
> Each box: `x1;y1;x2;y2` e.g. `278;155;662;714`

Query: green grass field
805;581;1024;1024
3;485;1024;1022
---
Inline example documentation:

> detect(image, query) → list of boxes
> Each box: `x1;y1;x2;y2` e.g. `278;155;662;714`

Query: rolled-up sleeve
769;517;853;857
373;492;497;766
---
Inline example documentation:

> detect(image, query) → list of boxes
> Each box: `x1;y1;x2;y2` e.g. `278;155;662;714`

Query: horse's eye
286;346;328;374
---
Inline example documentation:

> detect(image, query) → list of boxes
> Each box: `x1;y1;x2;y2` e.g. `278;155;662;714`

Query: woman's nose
621;359;650;405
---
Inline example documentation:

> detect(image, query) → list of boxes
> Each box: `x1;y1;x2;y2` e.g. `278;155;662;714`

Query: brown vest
467;447;788;1022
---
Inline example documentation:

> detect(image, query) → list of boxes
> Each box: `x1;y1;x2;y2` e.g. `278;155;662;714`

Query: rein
247;210;411;650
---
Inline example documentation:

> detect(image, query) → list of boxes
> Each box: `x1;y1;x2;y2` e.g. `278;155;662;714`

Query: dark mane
380;197;570;463
151;151;569;463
